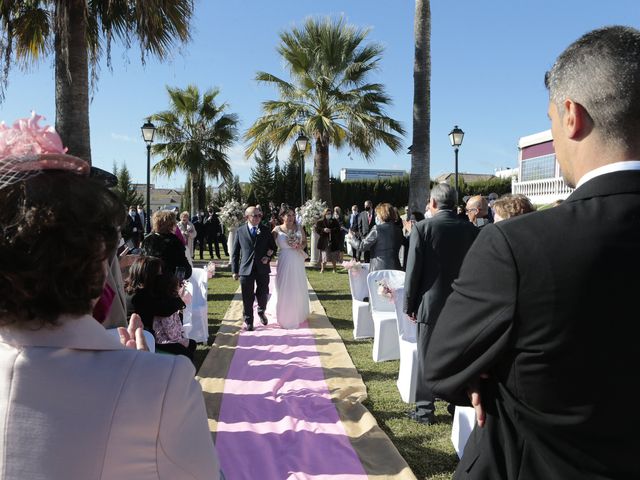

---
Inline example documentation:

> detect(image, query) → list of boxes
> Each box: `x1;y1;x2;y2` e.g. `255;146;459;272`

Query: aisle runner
198;268;415;479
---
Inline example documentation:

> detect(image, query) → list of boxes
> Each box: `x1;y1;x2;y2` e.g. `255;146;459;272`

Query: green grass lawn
198;263;458;480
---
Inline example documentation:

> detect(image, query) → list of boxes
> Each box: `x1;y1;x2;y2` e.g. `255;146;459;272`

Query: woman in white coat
0;115;222;479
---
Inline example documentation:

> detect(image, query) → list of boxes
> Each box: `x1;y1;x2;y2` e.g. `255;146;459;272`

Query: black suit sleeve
424;225;517;405
403;223;424;316
231;228;242;274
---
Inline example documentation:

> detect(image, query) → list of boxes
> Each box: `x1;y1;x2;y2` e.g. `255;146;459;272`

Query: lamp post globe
141;121;156;234
294;132;309;205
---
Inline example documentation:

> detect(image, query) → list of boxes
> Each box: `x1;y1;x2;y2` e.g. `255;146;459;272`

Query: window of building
521;154;556;181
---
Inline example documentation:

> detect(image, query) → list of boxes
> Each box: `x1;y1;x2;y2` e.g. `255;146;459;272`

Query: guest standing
425;26;640;478
177;211;196;261
142;210;192;280
315;208;341;273
357;200;376;262
358;202;406;271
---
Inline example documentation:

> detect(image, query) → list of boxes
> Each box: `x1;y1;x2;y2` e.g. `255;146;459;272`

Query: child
125;256;197;360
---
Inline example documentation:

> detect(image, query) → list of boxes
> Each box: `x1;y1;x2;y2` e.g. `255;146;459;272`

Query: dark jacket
231;223;277;276
314;217;341;252
425;171;640;479
141;232;192;280
126;289;185;333
359;222;406;271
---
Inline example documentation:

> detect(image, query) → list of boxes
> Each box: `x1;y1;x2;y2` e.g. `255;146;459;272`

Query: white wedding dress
269;226;310;329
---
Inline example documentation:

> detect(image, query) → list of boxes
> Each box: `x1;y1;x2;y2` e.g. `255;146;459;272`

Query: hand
261;256;270;264
118;314;149;351
232;273;239;281
467;373;490;427
408;313;417;323
323;227;331;233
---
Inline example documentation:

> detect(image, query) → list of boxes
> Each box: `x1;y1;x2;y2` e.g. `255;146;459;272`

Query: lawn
198;260;458;480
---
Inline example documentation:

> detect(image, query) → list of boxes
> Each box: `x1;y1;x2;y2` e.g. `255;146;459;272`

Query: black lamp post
448;125;464;205
294;131;309;206
141;121;156;233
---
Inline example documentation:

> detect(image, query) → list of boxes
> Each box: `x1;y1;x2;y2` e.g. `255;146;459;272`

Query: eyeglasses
249;213;262;218
465;208;478;213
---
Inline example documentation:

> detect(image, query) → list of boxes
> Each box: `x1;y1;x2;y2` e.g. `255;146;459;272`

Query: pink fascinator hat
0;112;89;189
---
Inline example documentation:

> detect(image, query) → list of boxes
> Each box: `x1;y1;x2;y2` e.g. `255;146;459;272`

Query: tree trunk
312;136;331;206
54;0;91;164
190;173;197;215
409;0;431;214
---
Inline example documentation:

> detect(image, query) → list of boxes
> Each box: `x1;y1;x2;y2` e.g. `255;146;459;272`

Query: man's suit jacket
404;210;478;324
0;315;220;479
231;222;277;276
425;170;640;479
357;210;375;238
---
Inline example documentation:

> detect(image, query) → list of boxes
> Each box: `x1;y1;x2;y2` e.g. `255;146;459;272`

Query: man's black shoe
406;410;436;425
244;322;254;332
258;312;268;325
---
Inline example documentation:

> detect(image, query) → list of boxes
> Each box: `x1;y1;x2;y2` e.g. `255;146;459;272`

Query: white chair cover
366;269;404;362
451;406;476;458
182;268;208;343
392;286;418;403
348;263;373;339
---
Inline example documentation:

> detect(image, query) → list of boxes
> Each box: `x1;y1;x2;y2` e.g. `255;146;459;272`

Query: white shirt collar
576;160;640;188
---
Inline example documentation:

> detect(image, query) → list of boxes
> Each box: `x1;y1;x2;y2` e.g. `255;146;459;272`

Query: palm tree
245;17;405;206
0;0;193;163
409;0;431;214
150;85;239;214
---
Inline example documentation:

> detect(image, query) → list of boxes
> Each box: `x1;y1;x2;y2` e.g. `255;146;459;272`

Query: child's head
125;256;163;294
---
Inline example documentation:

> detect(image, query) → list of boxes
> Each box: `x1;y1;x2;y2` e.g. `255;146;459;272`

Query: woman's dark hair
124;256;164;295
0;171;125;326
410;211;425;222
279;204;293;223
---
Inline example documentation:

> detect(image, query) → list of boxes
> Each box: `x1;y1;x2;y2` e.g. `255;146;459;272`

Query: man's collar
576;160;640;188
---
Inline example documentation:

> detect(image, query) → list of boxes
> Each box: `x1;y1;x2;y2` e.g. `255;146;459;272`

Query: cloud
111;133;137;143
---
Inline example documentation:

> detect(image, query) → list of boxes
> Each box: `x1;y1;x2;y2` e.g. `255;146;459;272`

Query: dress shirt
576;160;640;188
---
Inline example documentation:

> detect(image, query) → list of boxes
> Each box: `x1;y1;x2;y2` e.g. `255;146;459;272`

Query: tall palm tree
245;17;405;206
0;0;193;164
409;0;431;214
150;85;239;214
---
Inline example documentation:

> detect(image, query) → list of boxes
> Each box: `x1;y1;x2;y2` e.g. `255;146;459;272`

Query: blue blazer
231;223;277;276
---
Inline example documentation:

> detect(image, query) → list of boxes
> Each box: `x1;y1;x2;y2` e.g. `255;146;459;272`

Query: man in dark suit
204;207;224;259
357;200;375;262
347;205;360;260
192;210;206;260
425;26;640;478
403;183;478;424
231;206;277;331
124;205;144;248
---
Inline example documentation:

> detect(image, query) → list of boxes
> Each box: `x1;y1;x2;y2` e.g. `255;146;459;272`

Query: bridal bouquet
285;228;309;259
300;199;327;228
376;279;396;302
218;200;245;229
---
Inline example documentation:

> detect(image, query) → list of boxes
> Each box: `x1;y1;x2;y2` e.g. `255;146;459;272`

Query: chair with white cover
348;263;373;339
392;286;418;403
451;406;476;458
182;268;208;343
366;269;404;362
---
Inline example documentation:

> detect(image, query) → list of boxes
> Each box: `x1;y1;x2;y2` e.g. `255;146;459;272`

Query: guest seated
125;256;196;360
0;113;220;479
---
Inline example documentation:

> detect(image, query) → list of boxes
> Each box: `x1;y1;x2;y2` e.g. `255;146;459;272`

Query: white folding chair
183;268;208;343
348;263;374;339
392;286;418;403
366;269;404;362
451;406;476;458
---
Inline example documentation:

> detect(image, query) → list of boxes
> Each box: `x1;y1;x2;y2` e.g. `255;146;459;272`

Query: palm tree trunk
190;172;198;215
312;136;331;206
409;0;431;213
54;0;91;164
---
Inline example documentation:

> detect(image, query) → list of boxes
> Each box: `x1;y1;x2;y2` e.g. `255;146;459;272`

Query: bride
270;206;310;329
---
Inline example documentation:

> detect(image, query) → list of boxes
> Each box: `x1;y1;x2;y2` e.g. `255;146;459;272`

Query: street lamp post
294;131;309;206
141;121;156;233
448;125;465;205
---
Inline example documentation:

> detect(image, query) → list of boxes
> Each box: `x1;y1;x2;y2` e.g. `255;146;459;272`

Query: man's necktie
251;226;257;237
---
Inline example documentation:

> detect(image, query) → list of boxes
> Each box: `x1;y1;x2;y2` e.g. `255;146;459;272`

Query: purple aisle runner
215;271;368;479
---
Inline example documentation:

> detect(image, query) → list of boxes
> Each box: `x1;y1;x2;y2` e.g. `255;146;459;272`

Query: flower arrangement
218;199;245;229
0;112;67;158
206;261;216;279
342;259;363;271
285;229;303;249
376;279;396;302
300;198;327;228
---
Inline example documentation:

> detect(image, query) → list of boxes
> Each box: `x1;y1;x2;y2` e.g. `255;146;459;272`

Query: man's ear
563;99;591;140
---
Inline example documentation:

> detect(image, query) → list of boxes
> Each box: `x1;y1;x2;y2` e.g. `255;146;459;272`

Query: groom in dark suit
425;26;640;478
231;206;277;331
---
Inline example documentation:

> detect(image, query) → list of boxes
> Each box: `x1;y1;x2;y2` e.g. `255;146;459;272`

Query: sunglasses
249;213;263;218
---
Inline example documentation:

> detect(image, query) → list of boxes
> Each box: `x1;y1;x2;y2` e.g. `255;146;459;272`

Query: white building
339;168;407;182
511;130;573;205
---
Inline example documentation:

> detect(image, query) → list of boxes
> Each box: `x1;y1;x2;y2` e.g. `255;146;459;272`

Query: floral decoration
206;261;216;279
300;198;327;229
218;199;246;229
0;112;67;158
376;279;396;302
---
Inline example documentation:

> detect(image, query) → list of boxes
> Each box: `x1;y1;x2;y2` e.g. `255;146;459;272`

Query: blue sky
0;0;638;188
